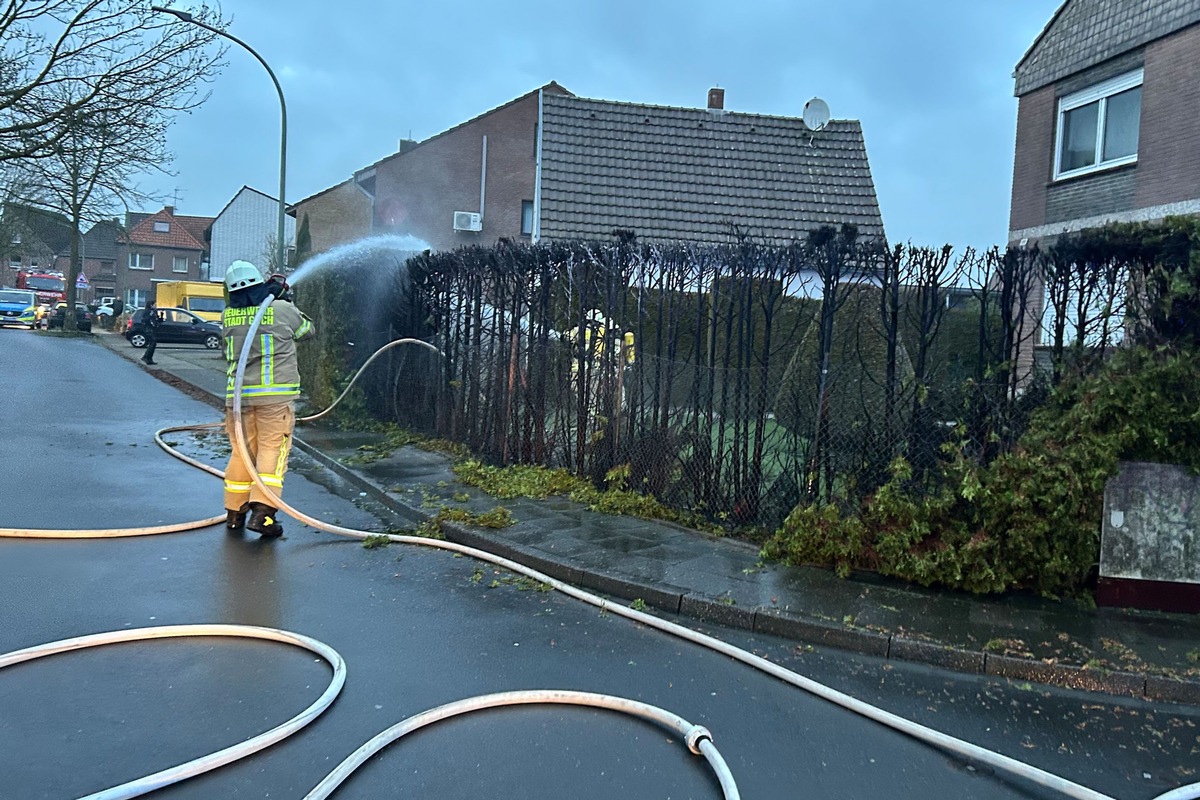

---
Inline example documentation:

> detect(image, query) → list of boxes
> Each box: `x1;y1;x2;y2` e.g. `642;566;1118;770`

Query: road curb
122;347;1200;707
281;433;1200;706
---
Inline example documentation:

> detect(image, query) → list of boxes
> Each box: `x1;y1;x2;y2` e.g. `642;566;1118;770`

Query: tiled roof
538;93;884;245
125;208;213;250
5;203;73;254
1015;0;1200;95
82;219;123;260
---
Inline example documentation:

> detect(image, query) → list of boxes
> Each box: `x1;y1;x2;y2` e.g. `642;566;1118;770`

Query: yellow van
154;280;225;321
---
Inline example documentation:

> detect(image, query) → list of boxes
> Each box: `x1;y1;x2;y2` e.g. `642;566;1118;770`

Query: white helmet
225;260;264;291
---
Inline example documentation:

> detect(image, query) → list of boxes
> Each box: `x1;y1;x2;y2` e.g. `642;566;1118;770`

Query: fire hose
1;294;1197;800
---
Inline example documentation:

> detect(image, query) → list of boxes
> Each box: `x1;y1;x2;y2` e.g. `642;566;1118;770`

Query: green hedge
762;344;1200;596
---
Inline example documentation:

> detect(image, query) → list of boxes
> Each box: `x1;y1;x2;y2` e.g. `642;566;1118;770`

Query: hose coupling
685;725;713;755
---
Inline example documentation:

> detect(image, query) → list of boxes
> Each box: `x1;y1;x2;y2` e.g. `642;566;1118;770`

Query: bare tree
6;2;225;328
0;1;225;162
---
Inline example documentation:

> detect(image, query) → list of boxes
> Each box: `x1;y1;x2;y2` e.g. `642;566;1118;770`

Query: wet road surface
2;329;1197;800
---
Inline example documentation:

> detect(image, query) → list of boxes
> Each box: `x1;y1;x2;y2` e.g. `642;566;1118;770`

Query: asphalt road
1;328;1197;800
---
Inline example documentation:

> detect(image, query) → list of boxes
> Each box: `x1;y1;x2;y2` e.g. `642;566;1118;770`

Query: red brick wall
1134;24;1200;208
1008;85;1056;237
293;181;373;256
373;92;540;252
115;245;205;304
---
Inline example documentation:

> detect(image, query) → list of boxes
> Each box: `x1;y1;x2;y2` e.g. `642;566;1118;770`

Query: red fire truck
16;270;66;305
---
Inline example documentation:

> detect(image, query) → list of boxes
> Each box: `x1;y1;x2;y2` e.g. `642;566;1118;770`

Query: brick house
1;203;73;277
291;82;884;257
81;218;123;303
209;185;296;282
1009;1;1200;246
118;206;214;309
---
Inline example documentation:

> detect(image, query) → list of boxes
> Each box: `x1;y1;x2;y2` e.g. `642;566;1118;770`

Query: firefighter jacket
223;299;315;406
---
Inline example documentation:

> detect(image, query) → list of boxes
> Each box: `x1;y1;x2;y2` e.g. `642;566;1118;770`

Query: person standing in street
141;300;160;365
221;260;315;537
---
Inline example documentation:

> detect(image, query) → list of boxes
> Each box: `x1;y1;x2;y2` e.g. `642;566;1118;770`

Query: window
1055;69;1142;179
125;288;147;309
188;297;225;314
172;255;189;273
9;256;20;268
154;221;170;233
521;200;535;236
128;252;154;270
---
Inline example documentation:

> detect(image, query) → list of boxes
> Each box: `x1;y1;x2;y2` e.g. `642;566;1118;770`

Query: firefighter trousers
224;402;295;510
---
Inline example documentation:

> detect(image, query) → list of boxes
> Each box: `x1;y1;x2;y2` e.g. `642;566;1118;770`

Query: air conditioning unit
453;211;483;232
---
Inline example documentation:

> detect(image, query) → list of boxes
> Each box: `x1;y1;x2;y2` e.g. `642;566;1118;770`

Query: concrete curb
293;437;1200;706
117;337;1200;707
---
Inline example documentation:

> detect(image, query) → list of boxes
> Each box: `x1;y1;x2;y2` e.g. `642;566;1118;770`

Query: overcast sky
141;0;1063;251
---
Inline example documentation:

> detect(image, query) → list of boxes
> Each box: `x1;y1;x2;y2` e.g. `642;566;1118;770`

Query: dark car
45;302;93;332
125;307;221;350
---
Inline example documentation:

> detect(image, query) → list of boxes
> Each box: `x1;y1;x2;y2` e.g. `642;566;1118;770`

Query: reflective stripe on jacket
223;300;316;406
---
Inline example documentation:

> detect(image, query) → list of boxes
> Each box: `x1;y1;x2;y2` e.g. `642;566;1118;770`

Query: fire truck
15;270;66;305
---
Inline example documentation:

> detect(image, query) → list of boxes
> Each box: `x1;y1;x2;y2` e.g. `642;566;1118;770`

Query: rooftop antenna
802;97;831;145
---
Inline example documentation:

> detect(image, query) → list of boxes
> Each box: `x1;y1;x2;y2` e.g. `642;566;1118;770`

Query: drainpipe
533;90;544;244
480;135;487;222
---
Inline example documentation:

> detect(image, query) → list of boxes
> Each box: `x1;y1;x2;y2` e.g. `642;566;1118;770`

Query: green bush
763;345;1200;596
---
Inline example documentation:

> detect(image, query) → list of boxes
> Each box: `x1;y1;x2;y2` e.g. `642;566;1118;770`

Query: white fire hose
1;294;1197;800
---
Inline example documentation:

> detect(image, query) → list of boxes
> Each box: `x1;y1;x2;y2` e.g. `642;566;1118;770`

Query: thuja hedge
761;344;1200;596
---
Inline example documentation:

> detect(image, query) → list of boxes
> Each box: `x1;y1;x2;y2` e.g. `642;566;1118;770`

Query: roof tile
539;94;884;245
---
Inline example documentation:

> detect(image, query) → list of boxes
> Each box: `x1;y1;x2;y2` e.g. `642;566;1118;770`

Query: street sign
76;272;89;288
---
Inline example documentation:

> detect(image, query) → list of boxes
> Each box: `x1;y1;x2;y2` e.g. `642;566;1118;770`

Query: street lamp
151;6;288;276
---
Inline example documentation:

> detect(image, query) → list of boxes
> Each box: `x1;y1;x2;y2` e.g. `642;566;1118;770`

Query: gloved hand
265;274;292;301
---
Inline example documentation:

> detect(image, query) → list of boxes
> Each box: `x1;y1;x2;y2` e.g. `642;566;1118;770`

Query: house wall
291;180;372;256
1134;23;1200;209
211;189;296;280
117;246;205;307
1008;24;1200;244
372;92;540;252
1008;84;1056;235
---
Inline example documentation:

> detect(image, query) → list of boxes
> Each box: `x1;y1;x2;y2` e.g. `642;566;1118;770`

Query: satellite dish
802;97;831;132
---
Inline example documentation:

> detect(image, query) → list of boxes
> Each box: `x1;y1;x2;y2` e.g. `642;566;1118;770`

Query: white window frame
1054;69;1143;180
172;255;189;273
154;221;170;232
521;200;535;235
128;252;154;270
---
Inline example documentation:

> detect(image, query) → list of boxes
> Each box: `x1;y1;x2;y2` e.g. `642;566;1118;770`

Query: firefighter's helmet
225;260;264;292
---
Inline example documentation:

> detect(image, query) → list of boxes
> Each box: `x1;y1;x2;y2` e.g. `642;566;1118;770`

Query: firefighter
221;260;315;537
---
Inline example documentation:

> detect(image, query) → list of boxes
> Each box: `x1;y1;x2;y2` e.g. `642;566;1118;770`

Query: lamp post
151;6;288;276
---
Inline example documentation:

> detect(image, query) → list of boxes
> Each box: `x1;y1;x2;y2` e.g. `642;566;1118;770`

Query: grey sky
142;0;1063;251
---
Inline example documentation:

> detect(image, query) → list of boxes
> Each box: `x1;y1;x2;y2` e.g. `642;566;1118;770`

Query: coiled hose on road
2;295;1197;800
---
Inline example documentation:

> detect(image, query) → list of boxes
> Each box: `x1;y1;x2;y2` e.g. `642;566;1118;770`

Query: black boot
247;502;283;537
225;504;249;531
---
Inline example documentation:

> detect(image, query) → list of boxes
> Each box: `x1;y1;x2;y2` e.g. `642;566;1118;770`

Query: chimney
707;88;725;111
164;206;175;216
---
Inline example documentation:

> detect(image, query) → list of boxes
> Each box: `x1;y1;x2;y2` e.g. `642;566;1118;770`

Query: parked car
0;288;37;327
45;302;94;332
125;306;221;350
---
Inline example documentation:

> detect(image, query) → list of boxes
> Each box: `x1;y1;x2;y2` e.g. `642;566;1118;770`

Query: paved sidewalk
90;328;1200;704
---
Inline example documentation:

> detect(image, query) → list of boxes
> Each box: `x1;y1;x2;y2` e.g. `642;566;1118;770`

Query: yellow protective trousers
223;402;295;510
